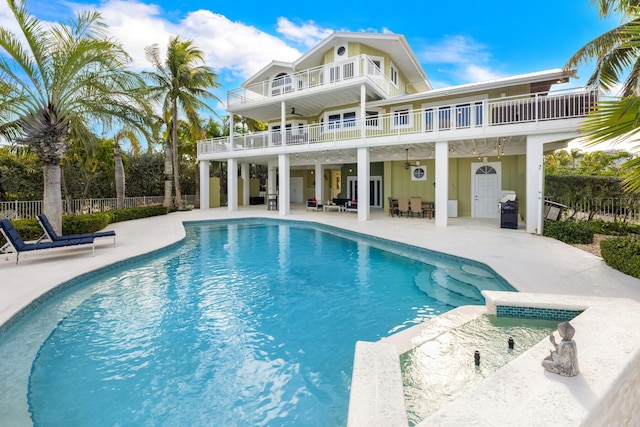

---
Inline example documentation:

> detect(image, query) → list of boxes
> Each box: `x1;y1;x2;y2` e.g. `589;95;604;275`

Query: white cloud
276;17;333;48
66;0;303;79
418;35;502;86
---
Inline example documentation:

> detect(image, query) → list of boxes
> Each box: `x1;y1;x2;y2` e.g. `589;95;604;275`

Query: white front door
290;177;303;203
472;163;500;218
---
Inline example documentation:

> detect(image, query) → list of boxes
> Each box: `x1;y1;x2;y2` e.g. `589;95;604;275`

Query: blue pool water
0;219;514;426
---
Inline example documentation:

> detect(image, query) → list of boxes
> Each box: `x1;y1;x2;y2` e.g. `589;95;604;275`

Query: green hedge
62;213;111;235
106;205;169;223
1;205;169;247
600;236;640;279
543;220;594;244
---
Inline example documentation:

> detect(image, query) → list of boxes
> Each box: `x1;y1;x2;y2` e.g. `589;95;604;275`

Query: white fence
0;196;196;220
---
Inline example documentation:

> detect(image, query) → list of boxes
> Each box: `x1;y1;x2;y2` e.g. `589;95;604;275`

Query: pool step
446;265;504;291
414;270;482;307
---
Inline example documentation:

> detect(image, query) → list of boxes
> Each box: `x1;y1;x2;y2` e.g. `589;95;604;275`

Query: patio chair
306;198;322;212
388;197;399;217
410;197;425;218
397;198;410;217
345;200;358;213
37;214;116;246
0;219;95;264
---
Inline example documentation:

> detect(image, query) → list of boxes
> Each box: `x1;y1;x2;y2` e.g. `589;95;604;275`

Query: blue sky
0;0;623;114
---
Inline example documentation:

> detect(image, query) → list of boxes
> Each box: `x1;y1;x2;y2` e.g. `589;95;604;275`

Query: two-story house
197;31;598;233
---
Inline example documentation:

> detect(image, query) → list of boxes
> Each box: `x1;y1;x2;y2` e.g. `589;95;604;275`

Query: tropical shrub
543;219;594;244
62;213;111;235
586;219;640;236
600;236;640;279
106;205;169;223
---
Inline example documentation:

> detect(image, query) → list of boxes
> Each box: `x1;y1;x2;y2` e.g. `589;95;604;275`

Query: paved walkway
2;206;640;328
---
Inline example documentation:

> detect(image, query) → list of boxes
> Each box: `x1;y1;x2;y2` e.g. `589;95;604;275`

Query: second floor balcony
199;87;599;158
227;55;402;111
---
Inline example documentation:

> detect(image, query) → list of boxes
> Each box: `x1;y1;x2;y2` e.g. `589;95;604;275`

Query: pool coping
347;291;640;426
3;209;640;426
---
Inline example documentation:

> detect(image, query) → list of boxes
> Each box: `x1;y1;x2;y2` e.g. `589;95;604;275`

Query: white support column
357;147;370;221
227;158;238;211
434;141;449;227
278;153;290;216
315;163;324;202
199;160;210;209
229;113;234;145
241;162;249;207
526;135;545;234
360;84;366;140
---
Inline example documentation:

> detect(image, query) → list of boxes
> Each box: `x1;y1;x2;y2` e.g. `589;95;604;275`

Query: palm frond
581;97;640;148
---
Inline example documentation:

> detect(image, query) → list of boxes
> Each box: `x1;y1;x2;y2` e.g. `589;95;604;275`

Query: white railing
199;87;599;156
227;55;396;106
0;196;196;220
556;197;640;223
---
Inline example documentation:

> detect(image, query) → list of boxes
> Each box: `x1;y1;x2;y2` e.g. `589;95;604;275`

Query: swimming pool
0;219;515;426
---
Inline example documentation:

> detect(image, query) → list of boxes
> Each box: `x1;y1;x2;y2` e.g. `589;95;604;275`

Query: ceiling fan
404;146;417;170
290;107;303;116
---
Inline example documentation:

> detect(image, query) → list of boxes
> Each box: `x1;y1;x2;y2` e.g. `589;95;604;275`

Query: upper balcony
199;87;599;159
226;55;403;121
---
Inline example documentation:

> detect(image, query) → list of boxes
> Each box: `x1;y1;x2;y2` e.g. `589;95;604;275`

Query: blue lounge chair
37;214;116;246
0;219;95;264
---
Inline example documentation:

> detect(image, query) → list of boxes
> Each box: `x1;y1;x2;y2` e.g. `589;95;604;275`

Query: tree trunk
60;164;74;214
163;139;173;208
172;104;184;210
43;163;63;235
114;142;125;210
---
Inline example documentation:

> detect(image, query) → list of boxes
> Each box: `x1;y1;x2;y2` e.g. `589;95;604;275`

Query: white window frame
367;56;384;78
422;94;487;131
389;62;399;88
271;72;293;96
390;104;413;129
365;109;382;130
324;108;359;132
335;44;348;59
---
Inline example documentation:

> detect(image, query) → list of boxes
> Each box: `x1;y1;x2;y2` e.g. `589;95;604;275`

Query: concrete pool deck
2;206;640;425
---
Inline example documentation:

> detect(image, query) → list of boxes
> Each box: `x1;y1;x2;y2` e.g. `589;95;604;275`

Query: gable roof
243;32;432;92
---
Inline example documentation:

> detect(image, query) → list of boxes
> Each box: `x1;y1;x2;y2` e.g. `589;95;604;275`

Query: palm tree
0;0;151;232
111;127;143;209
565;1;640;192
144;36;220;210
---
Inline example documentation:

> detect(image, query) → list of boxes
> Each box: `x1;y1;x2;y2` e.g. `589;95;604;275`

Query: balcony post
278;154;290;216
360;84;366;140
241;162;250;207
526;135;545;234
227;158;238;212
435;141;449;227
357;147;370;221
315;163;324;203
281;101;287;145
229;113;234;149
199;160;210;209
